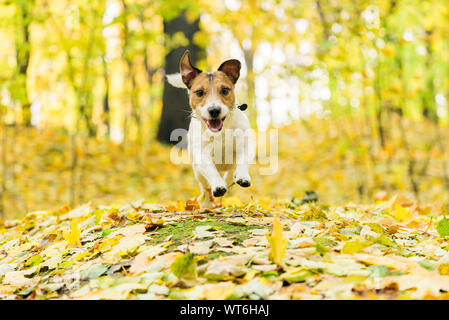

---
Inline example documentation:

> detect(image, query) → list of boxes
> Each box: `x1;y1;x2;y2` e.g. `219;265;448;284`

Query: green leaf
369;234;394;247
170;253;197;279
418;260;436;271
364;223;387;235
101;229;112;238
162;240;173;248
57;260;73;270
281;268;316;283
314;243;329;255
81;264;108;279
368;265;391;278
261;270;278;279
25;255;43;268
437;217;449;238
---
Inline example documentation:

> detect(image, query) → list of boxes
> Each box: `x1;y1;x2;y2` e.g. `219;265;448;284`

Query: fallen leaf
438;263;449;275
63;219;82;247
81;264;108;279
267;216;288;266
436;217;449;238
341;240;371;254
103;234;146;263
62;203;91;219
281;268;316;283
185;199;200;211
176;200;185;212
129;245;167;275
171;253;197;279
204;260;246;279
203;282;236;300
390;203;411;222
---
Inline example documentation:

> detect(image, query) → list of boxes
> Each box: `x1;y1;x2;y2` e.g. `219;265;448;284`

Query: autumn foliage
1;0;449;301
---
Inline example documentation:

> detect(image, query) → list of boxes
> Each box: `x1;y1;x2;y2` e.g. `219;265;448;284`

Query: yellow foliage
257;198;272;210
63;219;82;247
203;283;236;300
341;240;371;254
390;203;412;222
75;251;91;261
222;196;244;207
438;263;449;275
267;215;288;266
176;199;185;212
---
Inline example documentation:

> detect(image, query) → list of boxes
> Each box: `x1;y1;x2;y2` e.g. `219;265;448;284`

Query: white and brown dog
167;50;254;208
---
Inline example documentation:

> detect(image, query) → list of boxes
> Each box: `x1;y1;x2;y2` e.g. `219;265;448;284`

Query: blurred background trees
157;9;203;147
0;0;449;218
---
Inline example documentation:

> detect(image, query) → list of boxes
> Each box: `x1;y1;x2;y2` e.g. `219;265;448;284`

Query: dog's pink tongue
206;119;223;131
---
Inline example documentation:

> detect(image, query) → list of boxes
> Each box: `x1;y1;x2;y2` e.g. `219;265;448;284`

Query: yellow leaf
243;269;258;282
267;216;288;266
390;203;411;222
341;240;371;254
63;219;82;247
52;203;71;216
406;216;429;229
258;198;272;210
438;263;449;275
203;283;236;300
75;251;91;261
222;196;243;207
176;200;185;212
97;235;122;252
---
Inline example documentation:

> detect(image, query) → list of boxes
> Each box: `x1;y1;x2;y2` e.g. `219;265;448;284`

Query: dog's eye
221;87;230;95
195;90;204;97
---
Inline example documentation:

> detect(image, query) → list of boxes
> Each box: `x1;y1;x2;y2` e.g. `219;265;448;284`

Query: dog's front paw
234;174;251;188
236;178;251;187
212;185;227;197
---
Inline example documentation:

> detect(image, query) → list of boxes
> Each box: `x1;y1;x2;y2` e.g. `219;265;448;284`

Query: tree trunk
121;0;141;145
157;12;202;148
0;115;7;218
70;130;77;207
102;56;110;139
374;61;386;148
16;3;32;126
243;48;256;121
422;30;437;122
81;27;96;138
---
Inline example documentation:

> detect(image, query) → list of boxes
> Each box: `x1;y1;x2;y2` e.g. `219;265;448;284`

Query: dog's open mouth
203;117;225;132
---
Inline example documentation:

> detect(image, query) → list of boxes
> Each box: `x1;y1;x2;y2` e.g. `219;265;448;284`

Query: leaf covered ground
2;195;449;300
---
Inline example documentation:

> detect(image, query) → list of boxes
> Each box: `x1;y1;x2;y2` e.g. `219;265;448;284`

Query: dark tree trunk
16;3;32;127
102;56;110;139
422;30;437;122
157;12;202;148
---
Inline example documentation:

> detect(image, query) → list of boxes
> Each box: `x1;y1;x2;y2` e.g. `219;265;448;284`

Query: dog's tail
166;73;187;89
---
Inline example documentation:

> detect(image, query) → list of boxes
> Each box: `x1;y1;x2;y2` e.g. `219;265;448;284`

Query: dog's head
180;50;241;133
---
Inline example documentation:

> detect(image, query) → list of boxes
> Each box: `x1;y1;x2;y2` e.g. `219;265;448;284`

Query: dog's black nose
208;106;221;118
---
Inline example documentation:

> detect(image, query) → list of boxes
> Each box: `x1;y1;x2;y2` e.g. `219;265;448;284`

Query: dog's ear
218;59;241;84
180;50;202;89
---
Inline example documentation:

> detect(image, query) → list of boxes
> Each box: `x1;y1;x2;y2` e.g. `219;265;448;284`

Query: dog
167;50;254;208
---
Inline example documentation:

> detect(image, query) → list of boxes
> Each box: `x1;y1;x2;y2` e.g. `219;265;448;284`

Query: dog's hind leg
224;170;235;190
195;170;215;208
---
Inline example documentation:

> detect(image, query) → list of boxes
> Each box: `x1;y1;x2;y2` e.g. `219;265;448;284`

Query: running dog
167;50;254;208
